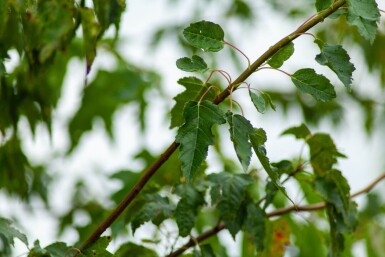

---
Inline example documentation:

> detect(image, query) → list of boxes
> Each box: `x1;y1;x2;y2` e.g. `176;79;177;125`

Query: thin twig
76;0;348;253
166;172;385;257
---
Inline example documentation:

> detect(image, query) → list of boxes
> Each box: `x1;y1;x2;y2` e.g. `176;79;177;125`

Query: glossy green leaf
245;204;266;252
115;242;158;257
68;67;147;151
307;133;345;173
170;77;216;128
208;172;253;237
0;218;28;251
82;236;113;257
315;0;333;12
315;41;355;89
80;7;101;74
267;42;294;68
291;68;336;101
281;123;311;140
249;128;288;198
226;111;253;171
175;184;205;237
176;101;226;181
183;20;224;52
131;194;175;233
176;55;209;73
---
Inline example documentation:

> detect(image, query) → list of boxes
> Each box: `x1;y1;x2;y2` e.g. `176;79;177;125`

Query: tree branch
166;172;385;257
77;0;347;252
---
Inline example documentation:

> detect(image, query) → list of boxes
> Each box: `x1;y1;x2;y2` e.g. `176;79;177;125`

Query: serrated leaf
28;241;69;257
314;169;350;217
347;0;380;21
291;68;336;101
170;77;216;128
176;55;209;73
281;123;311;140
307;133;345;173
208;172;253;237
175;184;205;237
346;0;379;43
68;68;146;151
315;41;355;89
267;42;294;68
131;194;175;233
0;218;28;249
80;7;101;74
249;128;290;201
115;242;158;257
82;236;113;257
226;111;253;171
183;20;224;52
315;0;333;12
176;101;226;181
346;15;377;43
245;204;266;252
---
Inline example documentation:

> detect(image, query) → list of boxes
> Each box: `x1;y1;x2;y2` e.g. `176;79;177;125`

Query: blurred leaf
290;221;326;257
226;111;253;171
291;68;336;101
131;193;175;233
0;218;28;254
226;0;253;20
82;236;113;257
315;0;333;12
68;66;148;151
175;184;205;237
92;0;126;38
115;242;158;257
260;218;290;257
208;172;253;238
245;203;266;252
183;21;224;52
80;7;101;73
176;101;226;181
170;77;216;128
307;133;345;173
110;170;142;204
267;42;294;68
294;172;323;204
315;41;355;89
281;123;311;140
28;241;68;257
176;55;209;73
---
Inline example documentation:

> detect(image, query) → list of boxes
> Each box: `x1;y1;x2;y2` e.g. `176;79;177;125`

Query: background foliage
1;0;385;256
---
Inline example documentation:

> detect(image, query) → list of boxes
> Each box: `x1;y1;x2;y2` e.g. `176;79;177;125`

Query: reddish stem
224;40;251;69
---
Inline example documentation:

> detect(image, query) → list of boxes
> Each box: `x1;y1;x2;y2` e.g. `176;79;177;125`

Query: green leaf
183;20;225;52
175;184;205;237
249;91;266;114
249;128;289;200
291;68;336;101
315;41;355;89
314;169;350;217
115;242;158;257
80;7;101;74
346;15;377;43
346;0;380;43
208;172;253;238
281;123;311;140
68;67;147;151
315;0;333;12
176;55;209;73
267;42;294;68
170;77;216;128
347;0;380;21
307;133;345;173
226;111;253;171
92;0;126;37
201;245;216;257
245;204;266;252
28;241;69;257
82;236;114;257
0;218;28;249
131;193;175;233
176;101;226;181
